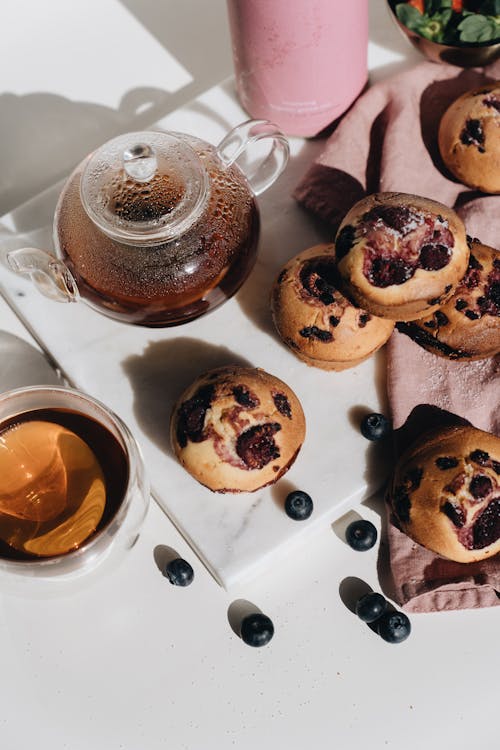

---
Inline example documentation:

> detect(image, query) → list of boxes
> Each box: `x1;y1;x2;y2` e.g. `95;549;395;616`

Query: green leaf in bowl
395;3;425;31
458;14;498;42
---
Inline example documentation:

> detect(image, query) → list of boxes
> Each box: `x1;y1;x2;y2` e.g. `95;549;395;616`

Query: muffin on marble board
388;424;500;563
438;82;500;194
397;238;500;360
270;244;394;370
334;192;469;321
170;366;306;493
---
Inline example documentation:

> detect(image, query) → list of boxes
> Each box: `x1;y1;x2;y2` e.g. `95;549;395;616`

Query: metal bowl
387;0;500;68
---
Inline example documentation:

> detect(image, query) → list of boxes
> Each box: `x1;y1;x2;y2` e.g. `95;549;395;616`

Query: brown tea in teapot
55;136;260;326
8;123;288;327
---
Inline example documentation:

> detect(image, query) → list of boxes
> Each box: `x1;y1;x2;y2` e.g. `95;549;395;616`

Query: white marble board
0;81;388;587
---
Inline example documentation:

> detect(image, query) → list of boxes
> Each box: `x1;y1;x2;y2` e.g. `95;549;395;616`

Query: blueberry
240;613;274;647
360;413;391;441
285;490;314;521
164;557;194;587
345;519;378;551
355;592;387;623
376;611;411;644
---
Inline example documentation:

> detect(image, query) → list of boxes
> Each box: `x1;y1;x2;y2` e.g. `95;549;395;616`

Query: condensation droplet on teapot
54;131;261;325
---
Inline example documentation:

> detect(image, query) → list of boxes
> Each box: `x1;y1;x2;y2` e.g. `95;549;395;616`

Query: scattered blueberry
164;557;194;587
240;613;274;647
376;611;412;644
360;412;391;441
285;490;314;521
355;592;387;623
345;519;378;551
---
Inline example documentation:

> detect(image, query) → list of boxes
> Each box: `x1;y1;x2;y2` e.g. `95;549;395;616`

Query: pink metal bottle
227;0;369;138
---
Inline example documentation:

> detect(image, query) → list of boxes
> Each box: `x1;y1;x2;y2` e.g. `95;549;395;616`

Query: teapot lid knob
123;143;157;182
80;131;209;246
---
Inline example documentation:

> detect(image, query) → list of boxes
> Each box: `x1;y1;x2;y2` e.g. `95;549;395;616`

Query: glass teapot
7;120;289;326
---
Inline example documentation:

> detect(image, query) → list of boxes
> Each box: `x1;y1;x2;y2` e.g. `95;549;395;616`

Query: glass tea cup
0;385;149;583
6;121;289;327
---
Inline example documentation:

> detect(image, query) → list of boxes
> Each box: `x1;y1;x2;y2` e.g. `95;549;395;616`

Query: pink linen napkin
294;59;500;612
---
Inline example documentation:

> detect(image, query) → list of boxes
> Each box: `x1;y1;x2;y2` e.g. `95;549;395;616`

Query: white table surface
1;3;497;750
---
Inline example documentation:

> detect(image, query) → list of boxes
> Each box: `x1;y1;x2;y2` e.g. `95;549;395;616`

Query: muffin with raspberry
439;82;500;194
271;244;394;370
335;192;469;321
388;424;500;564
170;366;306;493
397;238;500;360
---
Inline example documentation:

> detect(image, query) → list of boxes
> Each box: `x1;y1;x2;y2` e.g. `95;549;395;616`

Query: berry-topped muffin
170;366;306;493
334;192;469;321
270;244;394;370
397;238;500;360
388;424;500;563
438;82;500;194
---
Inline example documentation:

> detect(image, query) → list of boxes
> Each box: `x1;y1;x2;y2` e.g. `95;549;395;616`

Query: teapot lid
80;131;209;245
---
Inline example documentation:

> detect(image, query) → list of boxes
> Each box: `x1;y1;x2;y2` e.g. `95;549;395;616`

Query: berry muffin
335;192;469;321
397;238;500;360
270;244;394;370
170;366;306;493
438;82;500;194
388;424;500;563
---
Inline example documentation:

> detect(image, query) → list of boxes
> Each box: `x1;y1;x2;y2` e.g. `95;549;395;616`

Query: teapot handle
216;119;289;196
6;248;79;303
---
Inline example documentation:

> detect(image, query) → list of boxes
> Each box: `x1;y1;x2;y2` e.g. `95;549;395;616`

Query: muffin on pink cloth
439;82;500;194
388;422;500;564
397;238;500;360
334;192;469;321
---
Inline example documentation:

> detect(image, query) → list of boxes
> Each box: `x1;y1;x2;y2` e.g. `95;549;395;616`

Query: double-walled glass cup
0;385;149;583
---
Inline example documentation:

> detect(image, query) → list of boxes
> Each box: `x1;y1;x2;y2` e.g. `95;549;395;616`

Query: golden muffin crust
271;244;394;371
170;366;306;493
388;424;500;563
335;192;469;321
397;239;500;360
439;82;500;194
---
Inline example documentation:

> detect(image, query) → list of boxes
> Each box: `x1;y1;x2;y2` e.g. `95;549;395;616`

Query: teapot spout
7;248;79;303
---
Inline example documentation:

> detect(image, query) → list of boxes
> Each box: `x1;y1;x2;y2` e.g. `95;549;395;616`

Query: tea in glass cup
0;386;149;579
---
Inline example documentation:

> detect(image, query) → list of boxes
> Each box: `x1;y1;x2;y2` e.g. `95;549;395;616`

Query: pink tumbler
227;0;369;138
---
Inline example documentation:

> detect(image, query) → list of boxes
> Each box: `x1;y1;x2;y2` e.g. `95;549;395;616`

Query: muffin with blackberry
170;366;306;493
271;244;394;370
397;238;500;360
439;82;500;194
335;192;469;321
388;424;500;563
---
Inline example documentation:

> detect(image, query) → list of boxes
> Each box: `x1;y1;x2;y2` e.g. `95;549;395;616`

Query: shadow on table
122;337;251;457
0;331;63;393
235;136;330;335
2;0;235;218
0;79;239;223
227;598;263;637
0;77;252;241
0;87;178;218
119;0;233;91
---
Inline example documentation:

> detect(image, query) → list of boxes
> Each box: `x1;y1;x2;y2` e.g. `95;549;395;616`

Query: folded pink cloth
294;59;500;612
